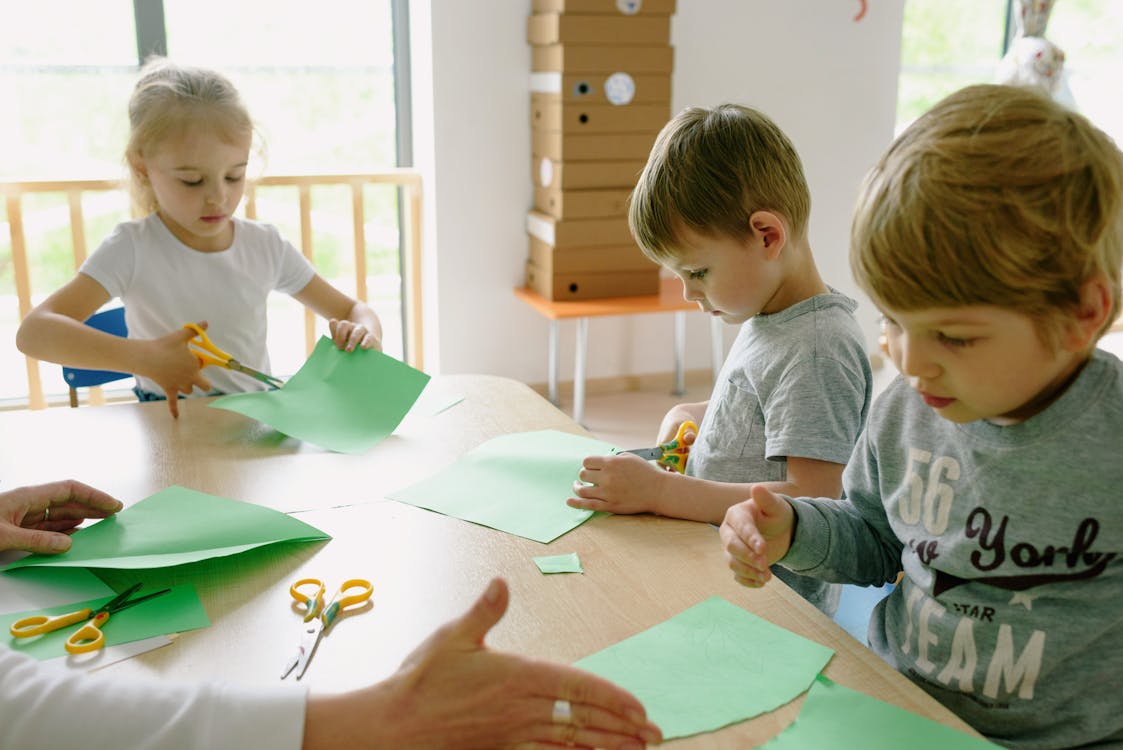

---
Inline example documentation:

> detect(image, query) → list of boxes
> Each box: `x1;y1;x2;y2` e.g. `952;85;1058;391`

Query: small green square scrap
574;596;834;740
533;552;583;574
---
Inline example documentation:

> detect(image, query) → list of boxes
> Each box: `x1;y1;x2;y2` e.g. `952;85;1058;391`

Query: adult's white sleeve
0;648;307;750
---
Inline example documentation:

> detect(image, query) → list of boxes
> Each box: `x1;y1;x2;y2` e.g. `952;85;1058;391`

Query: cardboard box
527;210;633;248
534;186;632;219
532;128;658;161
530;71;670;104
532;44;673;74
532;0;676;15
534;155;645;189
528;235;654;274
532;94;670;134
528;13;670;45
526;259;661;300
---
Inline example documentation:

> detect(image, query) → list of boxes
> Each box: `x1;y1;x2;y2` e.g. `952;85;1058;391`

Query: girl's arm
16;273;210;414
292;275;383;352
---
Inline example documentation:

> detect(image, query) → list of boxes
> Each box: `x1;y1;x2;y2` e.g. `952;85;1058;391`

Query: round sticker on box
604;72;635;106
617;0;642;14
539;157;555;188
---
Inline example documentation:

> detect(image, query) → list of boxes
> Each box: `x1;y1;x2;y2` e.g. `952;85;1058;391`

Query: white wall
410;0;904;379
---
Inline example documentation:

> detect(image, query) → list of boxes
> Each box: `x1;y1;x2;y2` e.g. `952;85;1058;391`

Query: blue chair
62;306;131;407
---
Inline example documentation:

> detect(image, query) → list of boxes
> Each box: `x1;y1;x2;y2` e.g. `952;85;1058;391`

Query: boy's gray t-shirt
688;289;872;616
783;350;1123;749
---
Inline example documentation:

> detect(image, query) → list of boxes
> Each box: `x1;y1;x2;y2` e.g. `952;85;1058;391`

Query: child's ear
748;211;787;259
1062;275;1113;352
127;152;148;181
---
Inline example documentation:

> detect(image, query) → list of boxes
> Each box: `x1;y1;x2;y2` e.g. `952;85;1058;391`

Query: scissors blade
227;360;284;390
622;447;663;461
281;618;324;680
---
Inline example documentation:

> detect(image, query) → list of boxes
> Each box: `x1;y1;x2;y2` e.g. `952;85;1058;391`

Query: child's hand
567;452;671;515
139;325;212;418
330;318;382;352
719;485;796;587
656;403;704;445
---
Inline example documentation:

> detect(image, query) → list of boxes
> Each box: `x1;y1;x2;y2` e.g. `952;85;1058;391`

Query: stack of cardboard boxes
525;0;676;300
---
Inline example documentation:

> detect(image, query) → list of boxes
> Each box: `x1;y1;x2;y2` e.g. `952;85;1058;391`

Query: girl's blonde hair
126;57;254;214
851;84;1123;344
629;104;811;263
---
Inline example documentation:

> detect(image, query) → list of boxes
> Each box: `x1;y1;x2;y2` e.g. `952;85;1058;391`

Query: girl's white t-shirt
80;214;316;396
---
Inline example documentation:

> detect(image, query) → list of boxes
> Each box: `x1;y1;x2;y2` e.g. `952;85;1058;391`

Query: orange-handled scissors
280;577;373;680
622;419;698;473
183;323;284;390
9;583;171;654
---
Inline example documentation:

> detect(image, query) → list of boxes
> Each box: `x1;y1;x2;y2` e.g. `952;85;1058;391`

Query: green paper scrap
0;584;209;660
388;430;613;543
211;336;430;453
761;675;1000;749
533;552;583;574
574;596;834;740
2;486;329;571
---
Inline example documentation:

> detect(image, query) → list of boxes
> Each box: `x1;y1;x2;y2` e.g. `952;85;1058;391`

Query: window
1;0;410;404
897;0;1122;147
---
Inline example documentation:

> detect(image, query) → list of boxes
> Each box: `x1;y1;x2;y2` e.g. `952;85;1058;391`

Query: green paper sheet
761;676;1000;749
388;430;612;543
533;552;583;574
1;584;209;660
210;336;430;453
2;486;329;571
574;596;834;740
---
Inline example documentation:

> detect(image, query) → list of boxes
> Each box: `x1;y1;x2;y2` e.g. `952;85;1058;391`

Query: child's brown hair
629;104;811;262
852;84;1123;344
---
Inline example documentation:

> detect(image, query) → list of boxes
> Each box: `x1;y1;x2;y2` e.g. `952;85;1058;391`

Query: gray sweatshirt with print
782;350;1123;749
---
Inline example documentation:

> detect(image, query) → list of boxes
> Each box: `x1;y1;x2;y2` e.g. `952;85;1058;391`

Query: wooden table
0;376;980;747
515;277;724;425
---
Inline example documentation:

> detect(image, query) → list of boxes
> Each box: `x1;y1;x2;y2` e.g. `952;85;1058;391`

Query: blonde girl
17;57;382;417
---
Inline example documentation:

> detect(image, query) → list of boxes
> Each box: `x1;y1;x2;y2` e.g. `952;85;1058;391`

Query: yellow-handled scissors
280;577;373;680
9;583;171;654
183;323;284;390
622;419;698;473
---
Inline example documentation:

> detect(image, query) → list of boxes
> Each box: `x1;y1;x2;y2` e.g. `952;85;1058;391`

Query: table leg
710;316;724;380
573;317;588;426
673;311;686;395
548;319;559;406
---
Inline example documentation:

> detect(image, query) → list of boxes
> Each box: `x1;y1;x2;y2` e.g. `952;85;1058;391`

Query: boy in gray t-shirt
567;104;873;616
722;85;1123;749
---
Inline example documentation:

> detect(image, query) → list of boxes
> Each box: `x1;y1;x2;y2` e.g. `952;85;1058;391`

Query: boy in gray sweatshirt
720;84;1123;750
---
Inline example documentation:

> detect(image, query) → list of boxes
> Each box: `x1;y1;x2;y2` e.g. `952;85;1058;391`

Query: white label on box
604;72;635;105
529;72;561;94
526;212;555;245
539;157;555;188
617;0;642;14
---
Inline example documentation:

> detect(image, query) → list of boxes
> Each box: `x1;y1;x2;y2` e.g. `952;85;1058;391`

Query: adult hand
567;452;671;515
329;318;382;353
0;480;122;554
304;579;662;749
719;485;796;587
139;323;212;418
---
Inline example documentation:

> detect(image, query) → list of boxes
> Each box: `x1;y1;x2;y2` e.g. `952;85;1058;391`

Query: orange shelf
513;276;695;320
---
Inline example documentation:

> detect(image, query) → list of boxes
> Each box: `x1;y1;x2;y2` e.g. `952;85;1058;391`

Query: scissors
281;577;373;680
9;583;172;654
621;420;698;473
183;322;284;389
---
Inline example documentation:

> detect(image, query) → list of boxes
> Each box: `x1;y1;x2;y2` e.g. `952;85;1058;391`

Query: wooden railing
2;171;423;410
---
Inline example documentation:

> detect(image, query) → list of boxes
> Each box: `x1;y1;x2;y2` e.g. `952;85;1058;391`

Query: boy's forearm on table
654;474;758;524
